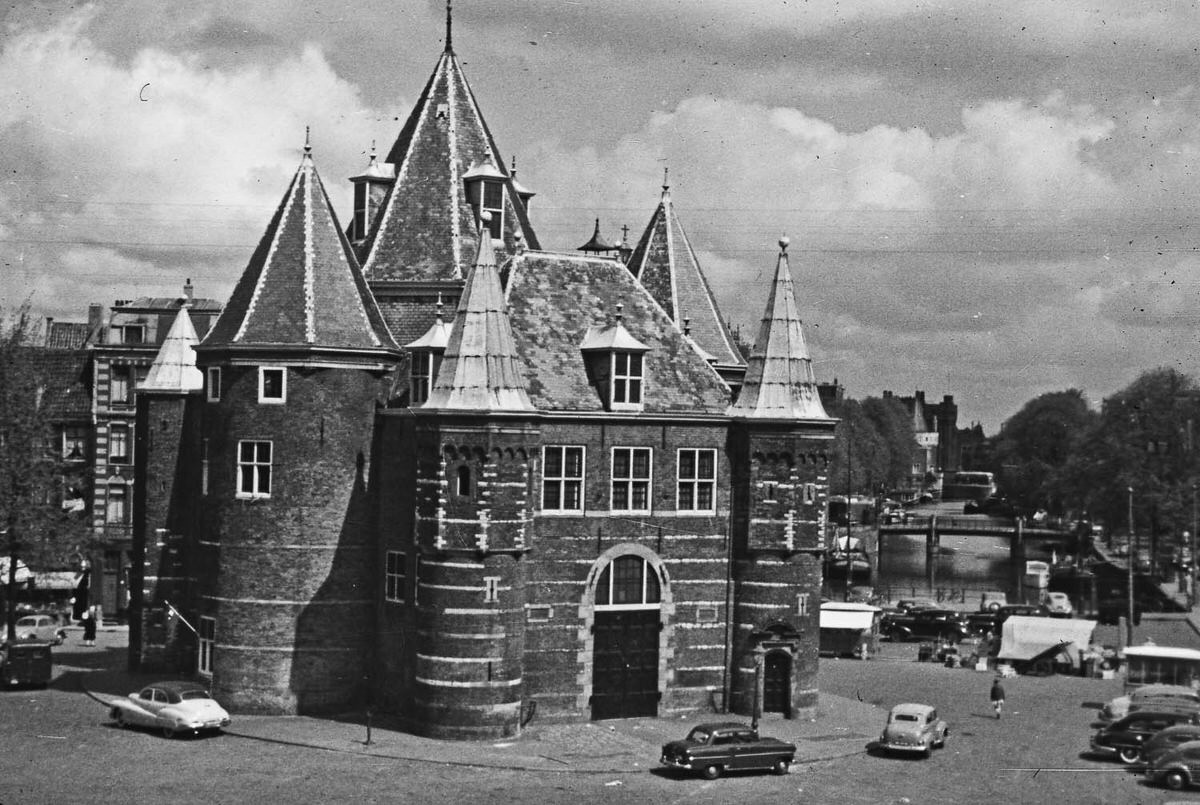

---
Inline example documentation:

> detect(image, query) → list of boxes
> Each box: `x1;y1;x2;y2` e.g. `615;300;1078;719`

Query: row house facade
129;15;837;739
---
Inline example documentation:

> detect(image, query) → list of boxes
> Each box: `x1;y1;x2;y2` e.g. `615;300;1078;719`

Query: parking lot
1;627;1198;804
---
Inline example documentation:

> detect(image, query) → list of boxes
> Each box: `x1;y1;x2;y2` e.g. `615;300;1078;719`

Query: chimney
44;317;54;344
87;303;103;335
183;278;194;303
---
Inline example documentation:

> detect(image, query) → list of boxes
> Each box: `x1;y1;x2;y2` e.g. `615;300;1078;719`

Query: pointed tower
193;138;401;715
727;237;836;720
626;172;746;388
359;5;540;347
131;302;205;673
379;216;541;739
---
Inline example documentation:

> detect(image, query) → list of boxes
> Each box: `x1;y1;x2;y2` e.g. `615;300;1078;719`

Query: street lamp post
1127;487;1135;646
1192;484;1197;611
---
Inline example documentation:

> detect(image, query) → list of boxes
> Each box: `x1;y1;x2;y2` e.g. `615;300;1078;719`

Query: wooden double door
591;609;660;720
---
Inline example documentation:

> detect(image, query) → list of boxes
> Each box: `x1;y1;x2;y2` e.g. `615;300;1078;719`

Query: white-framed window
206;368;221;402
385;551;405;603
803;483;817;505
410;352;440;404
108;424;130;464
106;485;129;525
481;182;504;239
611;447;652;513
198;616;215;675
236;440;272;499
258;367;286;404
797;594;809;617
118;324;145;344
542;446;584;512
677;448;716;512
110;365;132;404
594;555;661;609
484;576;500;603
63;427;87;461
610;351;643;408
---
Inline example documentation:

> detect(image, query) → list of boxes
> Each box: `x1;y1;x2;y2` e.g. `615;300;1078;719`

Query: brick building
882;390;959;492
130;18;836;739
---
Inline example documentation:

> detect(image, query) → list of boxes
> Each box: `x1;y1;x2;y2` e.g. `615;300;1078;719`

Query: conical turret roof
202;142;398;359
729;238;829;420
423;219;534;412
359;42;540;282
626;180;744;369
140;306;203;393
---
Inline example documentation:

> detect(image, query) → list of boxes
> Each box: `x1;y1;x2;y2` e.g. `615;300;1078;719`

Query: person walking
990;677;1006;719
81;606;97;647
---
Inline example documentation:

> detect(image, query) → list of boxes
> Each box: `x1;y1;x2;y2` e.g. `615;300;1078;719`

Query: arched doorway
763;651;791;714
591;554;662;720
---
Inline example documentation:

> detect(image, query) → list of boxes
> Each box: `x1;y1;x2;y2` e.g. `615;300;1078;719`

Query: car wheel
111;708;126;728
1165;770;1188;791
936;729;948;748
1118;746;1141;764
772;758;790;775
701;765;721;780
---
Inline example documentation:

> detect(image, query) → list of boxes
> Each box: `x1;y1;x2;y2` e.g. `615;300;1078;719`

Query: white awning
998;615;1096;662
820;603;879;631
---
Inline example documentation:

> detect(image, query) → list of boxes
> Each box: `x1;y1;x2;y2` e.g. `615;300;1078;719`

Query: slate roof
140;307;203;393
12;347;92;421
117;297;223;313
359;44;540;282
423;227;533;412
44;321;96;349
728;238;830;421
626;184;744;369
505;251;731;414
202;145;398;357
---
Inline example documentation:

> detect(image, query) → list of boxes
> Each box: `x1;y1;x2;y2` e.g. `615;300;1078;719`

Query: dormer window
410;351;441;404
580;306;650;413
611;352;643;407
463;161;507;241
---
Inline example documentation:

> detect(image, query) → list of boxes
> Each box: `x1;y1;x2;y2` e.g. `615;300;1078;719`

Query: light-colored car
1099;685;1200;723
109;681;231;738
878;703;948;758
1044;592;1074;617
14;614;66;645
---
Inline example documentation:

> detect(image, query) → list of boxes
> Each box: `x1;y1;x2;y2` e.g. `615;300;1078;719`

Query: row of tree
983;368;1200;540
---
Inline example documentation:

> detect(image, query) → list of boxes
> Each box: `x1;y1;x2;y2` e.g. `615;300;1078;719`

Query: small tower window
410;351;441;404
206;368;221;402
463;161;507;240
456;465;472;497
258;367;286;404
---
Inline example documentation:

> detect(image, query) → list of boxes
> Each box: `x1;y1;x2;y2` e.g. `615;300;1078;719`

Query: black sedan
661;723;795;779
881;608;969;643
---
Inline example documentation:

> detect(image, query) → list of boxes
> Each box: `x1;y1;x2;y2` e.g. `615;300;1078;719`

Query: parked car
979;591;1007;612
1141;725;1200;768
109;681;231;738
1044;592;1074;617
964;497;1017;517
14;614;66;645
1090;710;1200;764
966;612;1001;638
882;608;969;643
660;722;796;779
992;603;1050;627
877;703;948;758
1098;685;1200;724
1145;740;1200;790
894;598;937;613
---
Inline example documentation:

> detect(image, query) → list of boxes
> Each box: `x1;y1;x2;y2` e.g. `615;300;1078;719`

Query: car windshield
686;728;712;743
179;690;212;701
893;714;920;722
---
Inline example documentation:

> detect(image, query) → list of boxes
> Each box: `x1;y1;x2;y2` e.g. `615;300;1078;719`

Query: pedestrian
82;606;97;647
990;676;1006;719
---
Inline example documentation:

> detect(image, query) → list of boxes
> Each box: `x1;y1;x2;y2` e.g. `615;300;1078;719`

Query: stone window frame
676;448;716;513
197;616;215;676
236;440;272;499
257;366;286;404
110;364;133;405
108;423;131;465
105;482;130;525
542;445;585;514
610;446;652;513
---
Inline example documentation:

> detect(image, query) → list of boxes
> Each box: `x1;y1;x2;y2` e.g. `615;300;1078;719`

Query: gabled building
130;14;836;740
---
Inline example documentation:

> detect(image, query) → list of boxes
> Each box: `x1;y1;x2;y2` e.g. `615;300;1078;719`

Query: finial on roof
615;303;624;324
302;126;313;164
479;210;492;234
683;316;691;336
435;292;444;323
369;139;377;161
621;224;630;246
779;235;790;253
510;155;518;178
446;0;453;52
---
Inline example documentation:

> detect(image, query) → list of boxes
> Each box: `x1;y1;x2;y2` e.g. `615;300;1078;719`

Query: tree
991;389;1097;515
827;395;918;497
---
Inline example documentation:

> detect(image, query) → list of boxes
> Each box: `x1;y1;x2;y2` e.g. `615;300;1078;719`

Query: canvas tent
819;602;881;658
998;615;1097;673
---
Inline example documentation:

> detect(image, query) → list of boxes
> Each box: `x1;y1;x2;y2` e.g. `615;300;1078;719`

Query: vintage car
109;681;231;738
1090;709;1200;763
881;608;969;643
660;722;796;779
878;703;948;758
1145;740;1200;790
1098;684;1200;724
14;614;66;646
1141;725;1200;768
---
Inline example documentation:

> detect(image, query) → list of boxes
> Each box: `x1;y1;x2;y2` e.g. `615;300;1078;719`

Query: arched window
595;555;661;608
456;465;472;497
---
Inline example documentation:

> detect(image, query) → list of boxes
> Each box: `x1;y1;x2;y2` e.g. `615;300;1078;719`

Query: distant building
882;390;959;491
128;17;838;740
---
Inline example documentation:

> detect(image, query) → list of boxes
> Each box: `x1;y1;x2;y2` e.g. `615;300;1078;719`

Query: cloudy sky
2;1;1199;431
